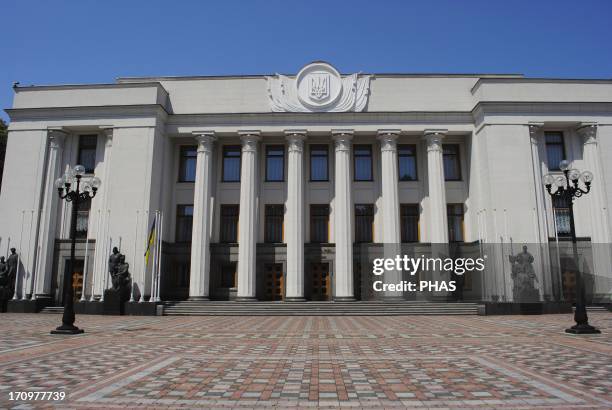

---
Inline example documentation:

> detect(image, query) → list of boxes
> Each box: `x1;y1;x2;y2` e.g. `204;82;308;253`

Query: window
73;199;91;239
545;132;565;171
310;145;329;181
310;204;330;243
178;145;197;182
447;204;464;242
77;135;97;174
443;144;461;181
400;204;419;243
355;204;374;243
552;196;571;237
398;144;417;181
175;205;193;242
265;145;284;181
222;146;241;182
220;263;237;288
354;145;373;181
264;204;284;243
220;205;239;242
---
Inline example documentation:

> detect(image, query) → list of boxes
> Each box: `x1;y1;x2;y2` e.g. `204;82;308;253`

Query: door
264;263;284;301
311;263;330;301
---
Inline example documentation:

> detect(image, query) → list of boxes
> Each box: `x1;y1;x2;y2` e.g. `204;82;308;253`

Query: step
161;301;480;316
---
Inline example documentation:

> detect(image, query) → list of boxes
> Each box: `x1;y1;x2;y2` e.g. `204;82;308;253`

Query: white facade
2;62;611;304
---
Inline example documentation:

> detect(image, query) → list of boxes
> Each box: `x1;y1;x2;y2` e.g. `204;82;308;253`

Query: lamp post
542;160;600;334
51;165;101;335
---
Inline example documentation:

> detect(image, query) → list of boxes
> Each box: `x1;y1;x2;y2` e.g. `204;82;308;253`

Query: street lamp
542;160;600;334
51;165;101;335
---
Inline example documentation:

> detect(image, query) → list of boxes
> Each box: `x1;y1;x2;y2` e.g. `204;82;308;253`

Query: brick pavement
0;312;610;408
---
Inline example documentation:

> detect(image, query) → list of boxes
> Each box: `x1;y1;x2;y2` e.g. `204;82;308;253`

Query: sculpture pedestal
7;298;49;313
103;288;129;315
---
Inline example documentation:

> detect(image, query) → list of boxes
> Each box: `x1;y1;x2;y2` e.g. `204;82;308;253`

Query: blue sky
2;0;612;121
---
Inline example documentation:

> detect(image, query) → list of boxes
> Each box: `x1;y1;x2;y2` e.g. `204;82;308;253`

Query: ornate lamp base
565;323;601;334
50;325;84;335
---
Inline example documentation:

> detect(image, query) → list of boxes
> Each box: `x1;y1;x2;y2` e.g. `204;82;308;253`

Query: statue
0;257;9;310
104;247;131;314
509;245;540;302
111;254;131;291
6;248;18;298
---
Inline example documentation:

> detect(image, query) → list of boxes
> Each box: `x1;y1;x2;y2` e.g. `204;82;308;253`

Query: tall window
552;196;571;237
545;132;565;171
398;144;417;181
400;204;419;243
310;145;329;181
264;204;284;243
220;205;239;242
73;199;91;239
265;145;285;181
310;204;330;243
354;145;373;181
77;135;97;174
222;146;241;182
443;144;461;181
355;204;374;243
175;205;193;242
178;145;197;182
447;204;464;242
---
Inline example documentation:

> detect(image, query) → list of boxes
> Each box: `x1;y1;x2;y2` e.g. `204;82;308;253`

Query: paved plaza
0;312;610;409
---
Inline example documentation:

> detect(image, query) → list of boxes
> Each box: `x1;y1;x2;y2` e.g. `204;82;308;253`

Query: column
236;131;261;300
189;131;216;300
332;130;355;300
34;129;66;298
378;130;403;298
425;130;449;243
578;124;612;302
284;130;307;301
425;130;449;300
92;127;113;299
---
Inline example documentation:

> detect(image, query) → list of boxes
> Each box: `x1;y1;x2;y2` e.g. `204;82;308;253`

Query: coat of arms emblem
309;73;330;101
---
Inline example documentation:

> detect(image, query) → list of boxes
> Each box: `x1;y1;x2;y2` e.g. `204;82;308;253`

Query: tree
0;119;7;192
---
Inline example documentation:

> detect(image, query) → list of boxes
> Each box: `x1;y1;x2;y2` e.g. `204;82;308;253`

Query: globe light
54;177;64;189
568;169;581;182
580;171;594;184
558;160;570;171
90;177;102;189
82;182;92;193
542;174;555;187
555;176;567;188
74;164;86;176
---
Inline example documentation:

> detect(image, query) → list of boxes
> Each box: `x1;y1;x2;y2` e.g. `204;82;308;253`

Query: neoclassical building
1;61;611;308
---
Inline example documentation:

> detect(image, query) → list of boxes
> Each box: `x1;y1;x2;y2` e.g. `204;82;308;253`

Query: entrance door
264;263;284;301
311;263;331;301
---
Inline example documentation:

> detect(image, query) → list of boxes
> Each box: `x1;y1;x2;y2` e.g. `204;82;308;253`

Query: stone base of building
75;301;105;315
7;297;51;313
125;301;160;316
482;302;572;315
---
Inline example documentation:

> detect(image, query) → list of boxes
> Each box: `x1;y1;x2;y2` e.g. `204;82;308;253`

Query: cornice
5;104;169;122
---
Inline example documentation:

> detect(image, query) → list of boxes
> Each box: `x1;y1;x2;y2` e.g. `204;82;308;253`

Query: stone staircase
161;300;481;316
39;306;64;314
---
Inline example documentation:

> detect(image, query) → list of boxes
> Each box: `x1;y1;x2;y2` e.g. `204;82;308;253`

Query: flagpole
80;234;90;302
14;210;25;300
140;210;149;303
156;210;164;302
151;210;159;303
130;210;139;302
22;210;34;299
90;209;102;301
